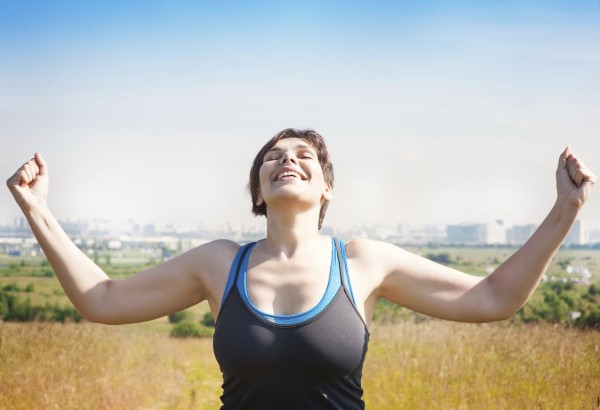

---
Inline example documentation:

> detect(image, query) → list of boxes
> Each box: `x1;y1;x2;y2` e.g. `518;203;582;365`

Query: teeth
278;171;301;180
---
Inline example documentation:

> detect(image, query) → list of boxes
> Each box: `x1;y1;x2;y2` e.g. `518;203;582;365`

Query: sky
1;0;599;231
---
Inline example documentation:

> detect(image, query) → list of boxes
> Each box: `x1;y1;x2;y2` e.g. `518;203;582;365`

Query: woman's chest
246;260;332;316
238;239;332;311
214;287;369;378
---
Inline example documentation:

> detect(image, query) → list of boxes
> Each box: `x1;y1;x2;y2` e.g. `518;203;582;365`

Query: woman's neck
263;207;326;258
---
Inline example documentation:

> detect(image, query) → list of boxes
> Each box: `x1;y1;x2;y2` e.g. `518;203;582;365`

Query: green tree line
0;283;82;323
374;280;600;328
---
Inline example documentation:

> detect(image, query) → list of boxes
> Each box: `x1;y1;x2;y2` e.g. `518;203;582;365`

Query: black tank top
213;238;370;410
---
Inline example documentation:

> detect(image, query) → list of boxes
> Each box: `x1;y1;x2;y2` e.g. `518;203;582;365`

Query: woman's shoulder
339;238;404;307
191;238;241;257
342;238;412;281
186;239;242;278
343;237;400;260
187;239;245;303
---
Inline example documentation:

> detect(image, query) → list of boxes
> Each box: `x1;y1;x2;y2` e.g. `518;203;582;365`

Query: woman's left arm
363;147;596;323
484;146;595;318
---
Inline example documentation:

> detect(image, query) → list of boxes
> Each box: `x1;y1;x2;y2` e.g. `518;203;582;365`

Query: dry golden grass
1;321;598;409
0;322;213;410
363;321;600;409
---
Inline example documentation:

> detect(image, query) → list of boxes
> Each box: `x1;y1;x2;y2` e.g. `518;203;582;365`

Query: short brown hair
248;128;334;230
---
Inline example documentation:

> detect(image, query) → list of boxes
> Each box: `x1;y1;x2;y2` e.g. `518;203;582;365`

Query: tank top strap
219;242;255;311
333;238;358;306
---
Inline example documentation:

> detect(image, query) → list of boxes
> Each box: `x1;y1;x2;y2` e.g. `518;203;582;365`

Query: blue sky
1;1;599;231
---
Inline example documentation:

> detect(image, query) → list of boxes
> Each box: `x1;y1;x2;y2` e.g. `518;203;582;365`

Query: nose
279;150;298;165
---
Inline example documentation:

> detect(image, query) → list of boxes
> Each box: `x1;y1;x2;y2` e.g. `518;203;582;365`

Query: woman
6;128;596;409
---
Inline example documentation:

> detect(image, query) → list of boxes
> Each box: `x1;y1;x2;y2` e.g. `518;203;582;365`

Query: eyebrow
265;143;315;155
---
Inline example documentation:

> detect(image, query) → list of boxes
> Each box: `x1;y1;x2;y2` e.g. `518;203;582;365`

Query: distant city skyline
3;215;599;248
1;1;599;231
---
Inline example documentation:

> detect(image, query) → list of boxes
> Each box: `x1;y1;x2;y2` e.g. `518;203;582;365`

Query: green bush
2;282;21;292
3;296;35;321
201;312;215;327
514;281;599;328
168;310;190;323
0;289;82;323
372;298;429;323
170;322;214;338
425;252;452;265
0;291;9;317
581;309;600;327
50;304;83;323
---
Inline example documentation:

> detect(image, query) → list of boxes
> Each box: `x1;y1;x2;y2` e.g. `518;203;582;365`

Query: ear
322;183;333;201
256;190;264;206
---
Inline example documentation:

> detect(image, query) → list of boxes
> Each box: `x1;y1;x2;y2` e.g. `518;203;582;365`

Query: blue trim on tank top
237;238;341;326
219;242;250;311
339;239;357;305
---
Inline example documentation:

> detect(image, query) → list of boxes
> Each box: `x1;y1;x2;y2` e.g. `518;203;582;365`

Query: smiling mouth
275;170;307;181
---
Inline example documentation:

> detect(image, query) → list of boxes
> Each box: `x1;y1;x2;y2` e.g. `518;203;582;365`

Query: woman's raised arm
356;147;596;323
6;153;236;324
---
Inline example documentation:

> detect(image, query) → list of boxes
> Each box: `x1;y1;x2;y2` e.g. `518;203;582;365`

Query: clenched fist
6;153;49;213
556;147;596;210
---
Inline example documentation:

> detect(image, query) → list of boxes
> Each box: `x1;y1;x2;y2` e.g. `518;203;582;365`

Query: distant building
60;219;87;237
447;221;506;245
447;224;482;245
507;224;537;245
564;220;585;246
589;229;600;245
405;224;446;244
143;223;157;236
13;217;26;229
373;225;398;241
486;220;506;244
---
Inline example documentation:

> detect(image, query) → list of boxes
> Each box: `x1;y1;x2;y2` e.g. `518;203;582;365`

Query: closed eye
299;151;314;159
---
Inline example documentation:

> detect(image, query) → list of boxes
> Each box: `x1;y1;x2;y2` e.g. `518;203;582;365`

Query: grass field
1;321;598;409
1;247;599;408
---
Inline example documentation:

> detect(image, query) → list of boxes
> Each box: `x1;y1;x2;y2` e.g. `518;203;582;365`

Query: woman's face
257;137;332;211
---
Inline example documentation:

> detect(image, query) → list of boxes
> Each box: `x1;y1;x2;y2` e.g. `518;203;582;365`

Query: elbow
77;306;109;324
81;280;120;324
80;302;126;325
473;291;521;322
479;279;526;322
84;313;107;324
501;303;527;322
489;310;516;323
75;292;116;325
82;310;123;325
482;303;522;323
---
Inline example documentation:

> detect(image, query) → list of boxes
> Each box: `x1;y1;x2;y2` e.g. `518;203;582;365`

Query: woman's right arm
6;153;237;324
